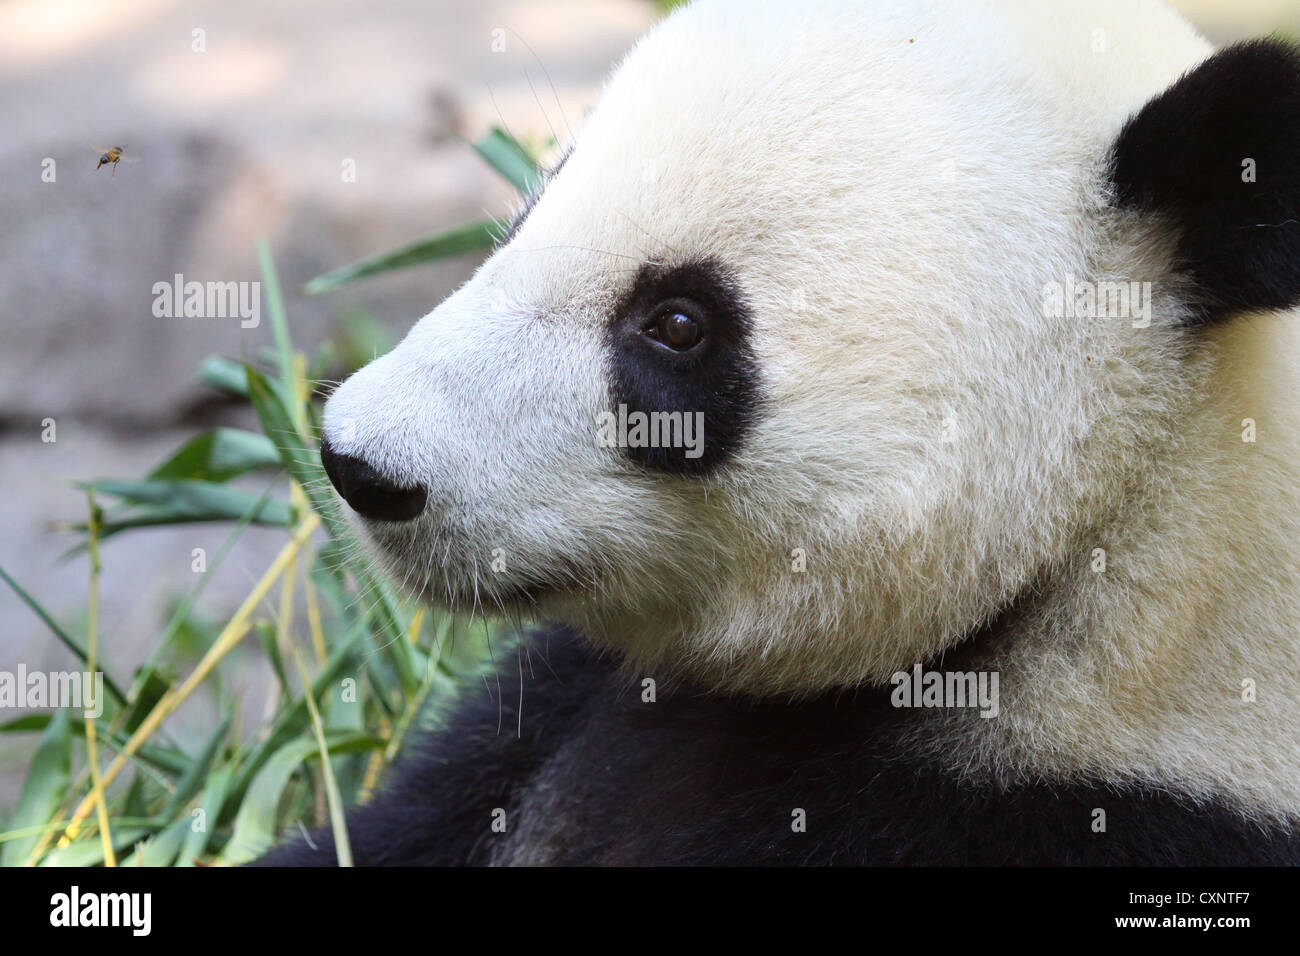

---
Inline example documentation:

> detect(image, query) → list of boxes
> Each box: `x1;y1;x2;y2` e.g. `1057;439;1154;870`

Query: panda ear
1109;39;1300;323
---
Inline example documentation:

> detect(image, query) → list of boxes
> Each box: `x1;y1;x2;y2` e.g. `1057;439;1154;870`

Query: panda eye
643;308;703;352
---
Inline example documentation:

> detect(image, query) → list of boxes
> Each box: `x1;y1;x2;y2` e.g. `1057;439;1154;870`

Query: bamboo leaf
257;238;296;404
255;619;291;698
118;666;172;736
3;712;189;779
38;828;154;868
177;766;232;866
472;127;542;194
303;221;497;295
199;355;251;397
70;480;293;537
120;815;191;867
245;364;411;683
0;714;52;733
162;715;231;820
220;732;382;864
148;428;280;483
0;566;128;707
0;709;71;866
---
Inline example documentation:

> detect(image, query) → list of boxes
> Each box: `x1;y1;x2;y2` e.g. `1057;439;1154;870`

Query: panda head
321;0;1300;694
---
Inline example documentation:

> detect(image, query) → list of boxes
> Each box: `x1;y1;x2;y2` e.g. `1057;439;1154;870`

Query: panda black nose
319;436;427;522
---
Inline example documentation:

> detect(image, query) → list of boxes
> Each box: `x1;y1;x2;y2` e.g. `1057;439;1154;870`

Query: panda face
319;0;1249;693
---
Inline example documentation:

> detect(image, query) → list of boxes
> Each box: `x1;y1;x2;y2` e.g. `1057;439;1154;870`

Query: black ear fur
1109;38;1300;323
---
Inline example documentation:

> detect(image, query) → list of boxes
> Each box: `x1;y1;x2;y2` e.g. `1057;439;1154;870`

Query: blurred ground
0;0;1294;806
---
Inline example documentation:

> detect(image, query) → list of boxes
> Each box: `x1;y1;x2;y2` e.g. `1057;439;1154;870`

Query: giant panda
261;0;1300;865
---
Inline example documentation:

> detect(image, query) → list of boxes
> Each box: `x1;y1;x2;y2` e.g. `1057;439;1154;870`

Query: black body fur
258;626;1300;866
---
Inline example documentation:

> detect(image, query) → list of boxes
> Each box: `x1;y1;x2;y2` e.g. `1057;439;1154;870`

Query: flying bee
92;145;136;176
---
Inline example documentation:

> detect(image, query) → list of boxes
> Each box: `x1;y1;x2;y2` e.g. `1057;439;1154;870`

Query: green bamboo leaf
256;238;296;404
162;715;231;820
65;717;190;776
38;828;154;867
0;709;71;866
326;676;366;805
198;356;295;411
303;220;497;295
118;666;171;735
70;480;293;537
148;428;280;483
255;619;291;698
0;711;186;778
199;355;251;397
120;815;191;867
245;366;326;511
472;127;542;194
292;643;353;866
220;732;383;865
86;504;288;536
0;713;52;733
177;765;232;866
309;544;349;616
122;774;149;820
245;364;410;683
302;128;539;294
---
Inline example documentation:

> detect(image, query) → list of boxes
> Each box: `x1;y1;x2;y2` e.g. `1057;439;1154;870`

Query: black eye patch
604;257;764;475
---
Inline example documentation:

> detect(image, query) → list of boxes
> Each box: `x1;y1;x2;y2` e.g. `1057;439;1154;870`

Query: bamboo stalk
290;642;353;866
82;493;116;866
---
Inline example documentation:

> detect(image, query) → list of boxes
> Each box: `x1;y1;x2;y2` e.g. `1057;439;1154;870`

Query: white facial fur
325;0;1300;815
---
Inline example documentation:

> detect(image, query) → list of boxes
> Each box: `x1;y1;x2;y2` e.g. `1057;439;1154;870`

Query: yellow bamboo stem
290;642;352;866
406;606;425;646
82;493;116;866
303;569;328;665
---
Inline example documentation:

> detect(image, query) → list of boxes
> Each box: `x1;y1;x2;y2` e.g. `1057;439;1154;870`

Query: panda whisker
615;210;681;259
505;25;576;144
522;65;563;162
484;82;528;171
510;243;652;263
516;641;524;739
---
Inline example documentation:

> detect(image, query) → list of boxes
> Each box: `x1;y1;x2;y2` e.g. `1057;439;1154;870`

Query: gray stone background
0;0;1293;807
